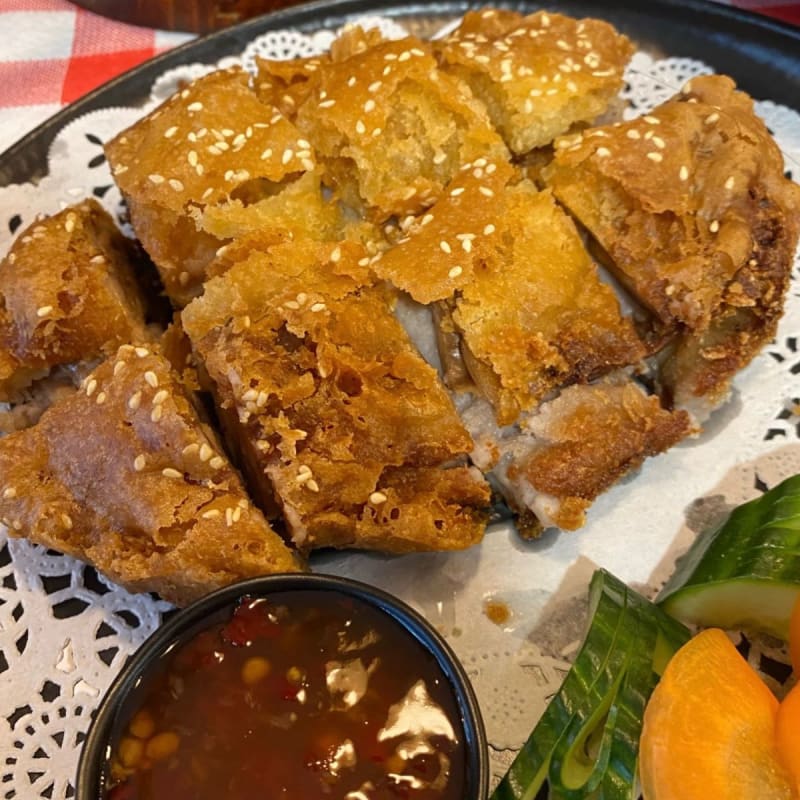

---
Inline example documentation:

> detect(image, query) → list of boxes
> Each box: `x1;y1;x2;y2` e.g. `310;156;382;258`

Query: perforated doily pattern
1;16;800;797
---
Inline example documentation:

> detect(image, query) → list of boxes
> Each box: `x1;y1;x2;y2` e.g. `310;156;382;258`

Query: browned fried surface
507;377;695;530
545;75;800;406
290;28;508;218
0;199;149;404
374;163;645;424
182;238;489;552
435;8;633;154
105;68;329;305
0;346;303;605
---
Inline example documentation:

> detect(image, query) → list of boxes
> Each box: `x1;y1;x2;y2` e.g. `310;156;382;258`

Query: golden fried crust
182;240;489;553
293;29;508;219
508;378;694;530
0;200;149;402
0;347;303;606
435;9;633;154
545;75;800;405
105;68;320;304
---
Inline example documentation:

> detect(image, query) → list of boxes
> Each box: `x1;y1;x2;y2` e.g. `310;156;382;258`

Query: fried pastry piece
545;75;800;411
375;162;645;425
435;8;633;155
0;346;303;606
460;375;694;533
182;237;490;553
106;68;331;305
292;27;508;219
0;200;149;406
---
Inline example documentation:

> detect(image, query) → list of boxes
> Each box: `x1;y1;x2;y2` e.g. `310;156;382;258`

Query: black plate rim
1;0;799;188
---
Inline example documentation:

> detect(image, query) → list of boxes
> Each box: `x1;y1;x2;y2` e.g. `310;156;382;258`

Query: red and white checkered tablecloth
0;0;798;155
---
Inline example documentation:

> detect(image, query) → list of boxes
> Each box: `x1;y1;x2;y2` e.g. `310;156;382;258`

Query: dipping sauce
105;591;467;799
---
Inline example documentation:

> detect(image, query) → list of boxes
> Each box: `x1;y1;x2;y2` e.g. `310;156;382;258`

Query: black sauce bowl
75;573;489;799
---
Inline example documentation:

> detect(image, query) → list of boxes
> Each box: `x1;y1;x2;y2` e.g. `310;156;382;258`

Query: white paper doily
1;14;800;799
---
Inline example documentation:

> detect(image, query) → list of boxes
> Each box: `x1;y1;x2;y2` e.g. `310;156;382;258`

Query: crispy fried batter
374;164;644;425
105;68;329;305
292;28;508;219
435;8;633;154
545;75;800;409
181;238;489;552
0;200;149;405
505;376;694;530
0;347;303;605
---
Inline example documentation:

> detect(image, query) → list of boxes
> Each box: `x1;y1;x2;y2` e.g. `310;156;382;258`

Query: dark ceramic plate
0;0;799;189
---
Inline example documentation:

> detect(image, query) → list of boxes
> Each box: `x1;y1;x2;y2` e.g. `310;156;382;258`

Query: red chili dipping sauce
105;591;468;799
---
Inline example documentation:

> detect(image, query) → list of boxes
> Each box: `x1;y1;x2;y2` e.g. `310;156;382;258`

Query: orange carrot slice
639;628;797;800
777;682;800;794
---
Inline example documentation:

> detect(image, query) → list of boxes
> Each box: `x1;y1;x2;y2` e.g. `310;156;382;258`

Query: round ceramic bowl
75;573;489;799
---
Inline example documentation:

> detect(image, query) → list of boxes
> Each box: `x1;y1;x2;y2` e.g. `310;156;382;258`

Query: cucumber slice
490;571;689;800
659;473;800;638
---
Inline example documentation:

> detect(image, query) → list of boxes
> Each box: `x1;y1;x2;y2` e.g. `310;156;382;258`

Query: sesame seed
95;392;106;405
187;102;203;112
183;443;199;456
61;514;73;530
168;178;184;192
440;240;452;254
199;443;213;462
134;346;149;357
284;300;300;310
679;165;689;181
148;174;165;184
226;508;234;527
187;150;198;166
596;147;611;157
144;371;158;388
232;507;242;522
647;152;663;162
705;112;719;124
724;176;735;190
164;126;178;138
319;99;336;108
162;468;183;479
64;216;76;233
330;246;341;263
210;456;225;470
150;406;163;423
113;361;125;376
128;391;142;411
134;455;146;472
364;99;376;113
479;187;494;197
483;223;496;235
461;239;472;253
282;148;294;165
652;136;666;149
626;129;641;140
421;214;434;226
85;379;97;397
36;305;54;317
306;479;320;493
153;389;169;405
2;487;16;499
448;266;463;278
370;491;388;504
310;302;326;312
355;120;366;135
709;220;720;233
202;509;221;519
643;115;660;124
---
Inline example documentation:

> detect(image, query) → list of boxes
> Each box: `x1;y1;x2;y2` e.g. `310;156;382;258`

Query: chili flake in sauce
106;591;467;799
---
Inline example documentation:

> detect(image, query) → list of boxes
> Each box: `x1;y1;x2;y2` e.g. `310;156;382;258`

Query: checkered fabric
0;0;798;154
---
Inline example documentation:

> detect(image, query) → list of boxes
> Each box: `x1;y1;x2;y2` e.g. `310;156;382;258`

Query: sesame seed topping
483;223;496;235
643;115;660;124
310;302;326;312
705;112;720;124
651;136;666;149
479;187;494;197
153;389;169;405
134;346;149;357
61;514;72;529
187;150;198;166
709;219;720;233
626;129;641;140
148;174;165;184
724;176;735;190
202;509;221;519
225;508;234;527
85;379;97;397
164;126;178;138
679;165;689;181
168;178;184;192
64;216;76;233
162;468;183;479
113;361;125;376
440;240;452;254
183;443;199;456
187;102;203;112
319;99;336;108
448;266;463;279
209;456;225;470
364;99;376;113
355;120;366;135
330;246;342;263
306;479;320;493
3;487;16;499
647;152;663;162
128;391;142;411
36;305;54;317
95;392;106;405
369;491;388;504
144;371;158;388
450;187;465;197
150;406;163;423
282;148;293;165
461;239;472;253
199;443;213;462
134;455;146;472
596;147;611;157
